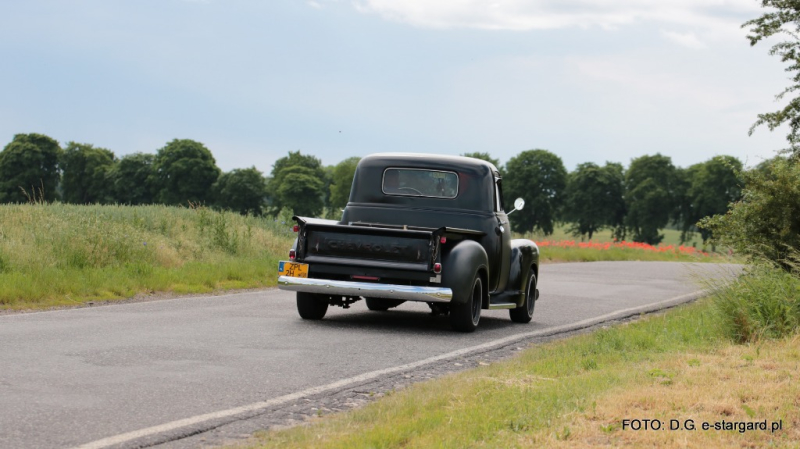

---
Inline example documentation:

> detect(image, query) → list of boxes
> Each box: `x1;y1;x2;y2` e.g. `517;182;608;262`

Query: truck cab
278;153;539;332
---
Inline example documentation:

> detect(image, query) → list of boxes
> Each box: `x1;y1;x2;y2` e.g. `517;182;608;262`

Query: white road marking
74;290;707;449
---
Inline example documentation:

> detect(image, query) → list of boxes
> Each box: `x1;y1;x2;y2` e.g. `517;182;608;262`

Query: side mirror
507;197;525;215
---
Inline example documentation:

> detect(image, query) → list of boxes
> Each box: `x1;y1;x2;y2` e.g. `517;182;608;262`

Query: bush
700;157;800;342
699;157;800;270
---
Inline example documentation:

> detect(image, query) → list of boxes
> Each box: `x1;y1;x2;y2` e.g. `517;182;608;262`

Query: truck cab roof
348;153;499;213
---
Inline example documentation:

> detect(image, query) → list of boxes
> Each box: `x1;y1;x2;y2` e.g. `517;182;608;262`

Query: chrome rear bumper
277;276;452;303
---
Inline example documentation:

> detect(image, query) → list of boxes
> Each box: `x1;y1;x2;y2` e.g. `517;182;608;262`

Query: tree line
466;150;741;246
0;133;352;218
0;133;742;245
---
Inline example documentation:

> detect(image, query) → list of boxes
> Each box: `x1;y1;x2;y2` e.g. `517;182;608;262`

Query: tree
562;162;626;240
321;164;335;210
605;162;628;241
672;164;696;243
152;139;221;206
275;166;325;217
269;150;325;180
503;149;567;235
743;3;800;157
0;133;61;203
677;156;743;243
60;142;116;204
108;153;156;205
699;156;800;270
267;151;326;215
624;154;679;244
329;157;360;211
212;167;268;215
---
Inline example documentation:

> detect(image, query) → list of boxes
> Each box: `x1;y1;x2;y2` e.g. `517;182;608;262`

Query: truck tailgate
297;220;437;271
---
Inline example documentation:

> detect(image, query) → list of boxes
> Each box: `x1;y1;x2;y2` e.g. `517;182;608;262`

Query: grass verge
0;203;296;309
241;297;799;448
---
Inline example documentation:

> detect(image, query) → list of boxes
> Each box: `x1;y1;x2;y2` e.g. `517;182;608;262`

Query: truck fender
507;239;539;307
441;240;489;306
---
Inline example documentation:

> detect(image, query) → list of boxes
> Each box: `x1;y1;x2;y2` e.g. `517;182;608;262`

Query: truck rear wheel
296;292;329;320
450;275;482;332
510;271;536;323
365;298;405;311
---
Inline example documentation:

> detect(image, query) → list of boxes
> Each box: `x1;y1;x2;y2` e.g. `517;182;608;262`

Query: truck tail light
433;263;442;274
289;249;296;260
440;236;447;244
292;225;299;233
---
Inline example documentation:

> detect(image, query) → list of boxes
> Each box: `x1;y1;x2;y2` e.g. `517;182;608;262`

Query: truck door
492;177;512;293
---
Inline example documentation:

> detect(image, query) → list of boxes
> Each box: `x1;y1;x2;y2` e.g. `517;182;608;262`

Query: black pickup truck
278;153;539;332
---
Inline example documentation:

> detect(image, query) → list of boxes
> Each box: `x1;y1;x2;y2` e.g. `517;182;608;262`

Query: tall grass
0;204;296;309
711;260;800;343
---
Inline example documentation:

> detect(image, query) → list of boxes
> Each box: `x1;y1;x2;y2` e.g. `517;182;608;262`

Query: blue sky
0;0;791;173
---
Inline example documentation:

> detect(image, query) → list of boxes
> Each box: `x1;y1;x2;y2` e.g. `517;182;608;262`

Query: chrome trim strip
278;276;452;303
487;302;517;310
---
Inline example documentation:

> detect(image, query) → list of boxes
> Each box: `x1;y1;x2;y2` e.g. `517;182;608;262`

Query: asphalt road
0;261;740;449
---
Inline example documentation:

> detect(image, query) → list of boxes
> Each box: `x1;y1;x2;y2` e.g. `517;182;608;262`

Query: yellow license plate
278;261;309;278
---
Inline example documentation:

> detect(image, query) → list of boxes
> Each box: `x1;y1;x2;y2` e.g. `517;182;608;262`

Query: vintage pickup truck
277;153;539;332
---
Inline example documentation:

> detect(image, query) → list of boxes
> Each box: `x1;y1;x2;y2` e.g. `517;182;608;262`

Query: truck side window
495;179;505;212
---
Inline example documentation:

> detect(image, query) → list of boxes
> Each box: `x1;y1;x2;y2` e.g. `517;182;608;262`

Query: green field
518;224;705;248
517;223;737;264
533;244;730;264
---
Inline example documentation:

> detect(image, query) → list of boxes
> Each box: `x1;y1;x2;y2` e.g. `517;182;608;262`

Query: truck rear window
382;168;458;199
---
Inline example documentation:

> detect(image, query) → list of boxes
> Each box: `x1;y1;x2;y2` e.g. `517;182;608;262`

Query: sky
0;0;792;173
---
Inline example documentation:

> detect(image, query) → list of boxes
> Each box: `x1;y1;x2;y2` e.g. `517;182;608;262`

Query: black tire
365;298;405;311
509;270;536;323
450;274;482;332
296;292;329;320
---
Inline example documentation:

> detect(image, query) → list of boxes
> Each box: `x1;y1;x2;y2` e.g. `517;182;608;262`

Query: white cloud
352;1;763;37
662;30;707;49
567;54;733;108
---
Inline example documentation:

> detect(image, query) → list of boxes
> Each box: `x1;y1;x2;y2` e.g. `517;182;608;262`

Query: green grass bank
0;203;296;309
